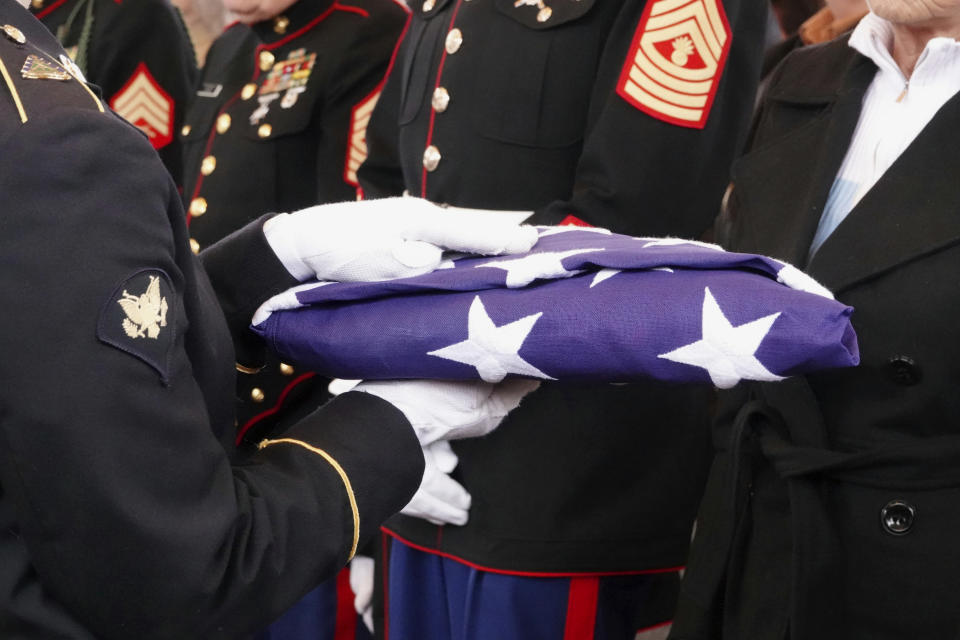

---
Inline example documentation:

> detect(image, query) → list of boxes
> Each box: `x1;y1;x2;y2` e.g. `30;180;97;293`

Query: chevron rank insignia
616;0;731;129
21;54;71;80
98;270;176;383
110;63;174;150
344;89;380;186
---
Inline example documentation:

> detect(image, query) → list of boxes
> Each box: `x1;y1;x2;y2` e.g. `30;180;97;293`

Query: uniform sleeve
314;5;409;203
355;16;408;200
96;0;198;185
0;107;422;639
526;0;767;238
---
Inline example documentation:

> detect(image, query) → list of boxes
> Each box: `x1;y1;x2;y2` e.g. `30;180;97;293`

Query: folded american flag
251;227;859;389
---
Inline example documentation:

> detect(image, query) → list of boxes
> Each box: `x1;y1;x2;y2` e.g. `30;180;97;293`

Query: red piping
382;528;685;578
234;372;317;445
420;0;465;197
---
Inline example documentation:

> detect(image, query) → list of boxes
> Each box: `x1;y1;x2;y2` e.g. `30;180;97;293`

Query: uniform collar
252;0;335;44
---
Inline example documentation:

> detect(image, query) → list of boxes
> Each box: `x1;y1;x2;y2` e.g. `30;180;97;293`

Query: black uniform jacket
30;0;197;185
181;0;409;249
358;0;767;573
0;3;422;637
671;38;960;640
180;0;408;442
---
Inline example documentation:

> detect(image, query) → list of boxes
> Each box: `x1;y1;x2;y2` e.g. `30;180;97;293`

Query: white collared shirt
809;12;960;256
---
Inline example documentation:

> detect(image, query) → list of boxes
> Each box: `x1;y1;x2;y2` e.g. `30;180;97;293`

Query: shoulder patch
98;269;176;384
616;0;731;129
110;63;174;150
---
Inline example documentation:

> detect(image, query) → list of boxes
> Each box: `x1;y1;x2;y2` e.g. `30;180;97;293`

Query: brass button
422;145;441;172
216;113;231;134
189;197;208;217
200;155;217;176
241;83;257;100
31;0;43;8
258;123;272;138
251;388;265;403
259;50;275;72
189;238;200;254
181;124;192;136
422;0;434;10
537;6;552;22
273;15;289;34
432;86;450;113
280;363;295;376
445;28;463;55
2;25;26;44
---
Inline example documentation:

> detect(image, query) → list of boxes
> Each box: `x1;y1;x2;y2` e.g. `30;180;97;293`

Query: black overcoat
671;36;960;640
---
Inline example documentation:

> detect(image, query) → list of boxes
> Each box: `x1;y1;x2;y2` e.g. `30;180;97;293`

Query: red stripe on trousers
562;576;599;640
334;567;356;640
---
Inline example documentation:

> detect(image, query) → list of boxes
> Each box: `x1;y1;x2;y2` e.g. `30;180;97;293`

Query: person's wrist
262;213;314;281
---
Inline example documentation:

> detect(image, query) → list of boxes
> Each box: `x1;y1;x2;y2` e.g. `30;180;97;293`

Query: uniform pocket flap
493;0;596;29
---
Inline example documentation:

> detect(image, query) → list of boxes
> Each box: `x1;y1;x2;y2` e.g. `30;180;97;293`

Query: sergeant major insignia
98;270;176;383
616;0;731;129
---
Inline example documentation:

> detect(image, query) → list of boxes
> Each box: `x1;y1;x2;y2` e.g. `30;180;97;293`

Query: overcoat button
880;500;916;536
887;355;921;386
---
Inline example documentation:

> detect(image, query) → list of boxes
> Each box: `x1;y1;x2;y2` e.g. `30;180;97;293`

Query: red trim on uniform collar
34;0;70;20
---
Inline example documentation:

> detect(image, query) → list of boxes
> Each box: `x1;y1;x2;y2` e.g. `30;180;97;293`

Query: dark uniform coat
30;0;197;184
671;37;960;640
358;0;767;577
180;0;408;443
0;3;422;637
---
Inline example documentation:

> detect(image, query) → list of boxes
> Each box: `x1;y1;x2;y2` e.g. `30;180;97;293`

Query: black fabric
31;0;197;185
0;3;423;637
359;0;767;573
671;38;960;640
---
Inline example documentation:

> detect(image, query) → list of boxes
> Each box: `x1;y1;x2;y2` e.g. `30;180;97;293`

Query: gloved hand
348;554;375;634
354;378;540;446
401;441;471;526
263;197;537;282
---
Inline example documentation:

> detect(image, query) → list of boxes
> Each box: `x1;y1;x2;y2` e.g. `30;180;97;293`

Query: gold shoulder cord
73;75;104;112
258;438;360;560
0;55;27;123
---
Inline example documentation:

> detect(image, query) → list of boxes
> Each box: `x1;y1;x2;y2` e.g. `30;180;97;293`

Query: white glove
263;197;537;282
355;378;540;446
401;441;471;526
348;555;375;634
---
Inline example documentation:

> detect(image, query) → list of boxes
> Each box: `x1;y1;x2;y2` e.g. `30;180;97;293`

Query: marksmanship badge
616;0;731;129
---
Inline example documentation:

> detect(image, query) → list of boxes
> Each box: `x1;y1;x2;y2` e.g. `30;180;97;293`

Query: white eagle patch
118;275;169;339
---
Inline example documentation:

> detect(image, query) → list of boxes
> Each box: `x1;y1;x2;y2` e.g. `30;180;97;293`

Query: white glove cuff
262;213;315;282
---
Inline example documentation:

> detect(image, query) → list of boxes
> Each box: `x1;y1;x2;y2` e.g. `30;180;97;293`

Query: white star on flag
538;226;612;237
639;237;724;251
658;287;785;389
427;296;554;382
477;248;603;288
590;269;621;288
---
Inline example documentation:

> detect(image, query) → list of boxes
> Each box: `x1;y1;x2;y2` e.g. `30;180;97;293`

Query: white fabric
348;555;375;634
810;12;960;255
263;197;537;282
354;378;540;446
401;441;472;526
